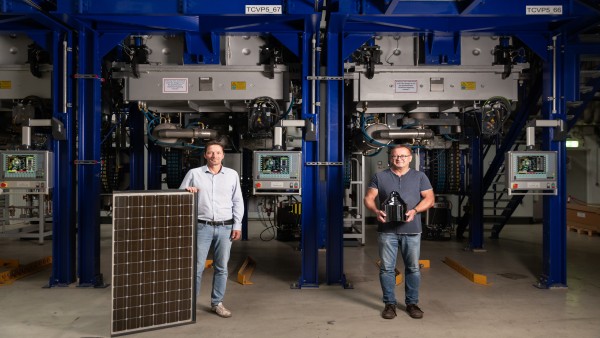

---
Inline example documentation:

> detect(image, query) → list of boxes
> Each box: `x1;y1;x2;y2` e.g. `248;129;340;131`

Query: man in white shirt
180;140;244;318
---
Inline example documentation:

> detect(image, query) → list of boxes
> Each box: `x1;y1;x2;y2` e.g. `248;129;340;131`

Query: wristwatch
412;208;418;214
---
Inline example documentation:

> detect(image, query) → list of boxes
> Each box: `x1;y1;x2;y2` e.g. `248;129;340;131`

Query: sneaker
381;303;397;319
211;302;232;318
406;304;423;319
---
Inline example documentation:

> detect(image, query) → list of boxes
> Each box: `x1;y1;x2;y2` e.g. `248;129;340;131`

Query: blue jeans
196;223;233;306
378;233;421;305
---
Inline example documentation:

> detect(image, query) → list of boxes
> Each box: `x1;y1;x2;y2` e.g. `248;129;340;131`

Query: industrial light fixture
566;139;580;148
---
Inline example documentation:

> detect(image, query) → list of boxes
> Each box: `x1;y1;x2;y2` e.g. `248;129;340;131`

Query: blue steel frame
540;34;568;288
50;0;324;288
330;0;600;288
11;0;598;290
1;1;77;287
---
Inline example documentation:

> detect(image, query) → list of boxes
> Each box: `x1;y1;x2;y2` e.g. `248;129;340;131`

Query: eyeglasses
391;155;411;160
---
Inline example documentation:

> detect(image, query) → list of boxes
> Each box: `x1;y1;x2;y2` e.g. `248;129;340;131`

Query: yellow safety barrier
237;256;256;285
443;256;488;285
419;259;431;268
205;259;213;269
0;256;52;286
375;260;402;285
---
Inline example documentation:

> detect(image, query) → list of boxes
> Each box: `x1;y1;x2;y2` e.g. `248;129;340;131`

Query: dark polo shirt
368;168;433;234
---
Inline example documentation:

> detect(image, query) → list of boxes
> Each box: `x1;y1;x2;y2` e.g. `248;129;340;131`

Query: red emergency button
255;182;262;188
0;182;7;188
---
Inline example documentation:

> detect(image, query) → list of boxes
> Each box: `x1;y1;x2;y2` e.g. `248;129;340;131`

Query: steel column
325;29;347;286
539;34;567;288
77;26;106;287
469;135;484;250
129;105;145;190
297;30;319;288
48;31;77;286
147;143;162;190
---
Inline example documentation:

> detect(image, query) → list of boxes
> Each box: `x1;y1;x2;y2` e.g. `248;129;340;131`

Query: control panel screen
3;154;38;178
260;155;291;177
515;155;549;176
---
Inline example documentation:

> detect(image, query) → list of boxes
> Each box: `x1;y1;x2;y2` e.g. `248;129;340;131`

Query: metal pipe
63;39;67;113
311;34;316;116
552;35;557;115
526;126;535;149
273;126;283;149
156;128;217;139
22;126;32;148
376;129;434;139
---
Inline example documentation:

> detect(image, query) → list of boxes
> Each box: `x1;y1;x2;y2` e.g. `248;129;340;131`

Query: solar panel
111;190;196;336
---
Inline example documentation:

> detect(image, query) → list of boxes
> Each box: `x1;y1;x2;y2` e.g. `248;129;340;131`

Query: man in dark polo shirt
364;145;435;320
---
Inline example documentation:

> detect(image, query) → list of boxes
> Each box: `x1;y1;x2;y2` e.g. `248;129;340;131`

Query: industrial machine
2;0;598;291
0;150;53;244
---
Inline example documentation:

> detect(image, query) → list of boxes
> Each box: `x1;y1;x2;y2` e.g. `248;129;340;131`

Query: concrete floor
1;222;600;338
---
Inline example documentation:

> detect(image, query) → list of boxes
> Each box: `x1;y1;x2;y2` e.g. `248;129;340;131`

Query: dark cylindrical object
382;191;408;222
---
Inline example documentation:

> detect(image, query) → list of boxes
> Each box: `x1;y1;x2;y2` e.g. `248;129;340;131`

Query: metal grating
111;191;196;336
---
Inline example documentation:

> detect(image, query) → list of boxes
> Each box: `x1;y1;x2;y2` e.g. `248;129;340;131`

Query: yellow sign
231;81;247;90
461;81;476;90
0;81;12;89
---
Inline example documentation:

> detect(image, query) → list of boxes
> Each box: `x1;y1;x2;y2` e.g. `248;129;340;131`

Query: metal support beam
76;26;106;288
469;135;484;250
325;29;347;287
147;142;162;190
296;31;319;288
538;34;567;289
129;105;145;190
48;31;76;287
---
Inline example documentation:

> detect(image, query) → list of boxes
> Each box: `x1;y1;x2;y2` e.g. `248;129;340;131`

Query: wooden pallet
568;224;600;237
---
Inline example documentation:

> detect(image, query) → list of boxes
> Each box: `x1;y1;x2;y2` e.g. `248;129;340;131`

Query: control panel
0;151;53;194
506;151;557;195
253;151;302;195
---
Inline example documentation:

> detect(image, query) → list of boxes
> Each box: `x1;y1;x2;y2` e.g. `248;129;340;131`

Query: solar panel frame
111;190;196;336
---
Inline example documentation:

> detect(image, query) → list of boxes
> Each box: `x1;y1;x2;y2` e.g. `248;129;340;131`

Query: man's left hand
230;230;242;241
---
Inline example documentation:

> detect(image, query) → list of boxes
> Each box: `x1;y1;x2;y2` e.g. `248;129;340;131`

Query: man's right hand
185;187;199;193
376;209;387;223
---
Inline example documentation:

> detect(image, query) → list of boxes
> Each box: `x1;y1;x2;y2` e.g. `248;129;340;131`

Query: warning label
162;78;188;93
394;80;417;93
461;82;476;90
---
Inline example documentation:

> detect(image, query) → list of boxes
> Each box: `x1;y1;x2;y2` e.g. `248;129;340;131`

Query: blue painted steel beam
48;31;77;287
147;143;162;190
469;135;484;250
76;26;106;288
341;34;370;61
539;34;567;288
299;34;319;287
1;0;53;13
325;29;346;286
339;16;579;34
340;0;593;16
129;106;145;190
57;0;319;15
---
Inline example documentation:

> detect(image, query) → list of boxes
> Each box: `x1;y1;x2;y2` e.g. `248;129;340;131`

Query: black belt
198;219;234;226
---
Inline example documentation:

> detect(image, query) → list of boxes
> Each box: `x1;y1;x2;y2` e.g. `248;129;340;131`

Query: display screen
4;154;36;174
260;155;290;175
516;155;546;174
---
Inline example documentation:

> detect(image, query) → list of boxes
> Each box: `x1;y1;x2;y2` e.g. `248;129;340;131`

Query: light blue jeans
378;233;421;305
196;222;233;307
